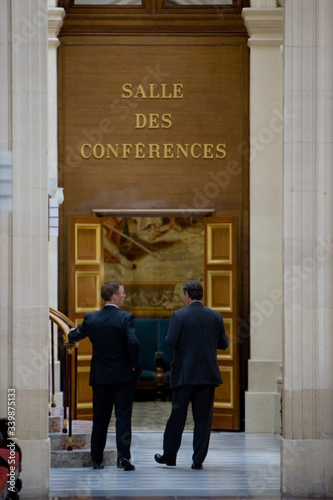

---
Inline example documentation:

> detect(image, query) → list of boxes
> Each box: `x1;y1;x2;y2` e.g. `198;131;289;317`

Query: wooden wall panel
57;14;250;428
219;318;233;360
76;368;93;412
207;223;232;264
205;217;239;430
75;272;100;312
70;218;104;419
207;271;233;312
75;224;101;264
58;36;248;214
214;367;233;408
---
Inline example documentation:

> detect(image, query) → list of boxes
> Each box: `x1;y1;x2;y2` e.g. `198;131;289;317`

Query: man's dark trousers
163;384;215;465
91;382;135;464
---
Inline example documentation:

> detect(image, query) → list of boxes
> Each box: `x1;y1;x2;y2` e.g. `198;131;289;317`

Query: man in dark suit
68;281;141;471
154;279;229;470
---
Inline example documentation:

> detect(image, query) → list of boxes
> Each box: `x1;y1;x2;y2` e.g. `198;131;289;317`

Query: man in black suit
154;279;229;470
68;281;141;471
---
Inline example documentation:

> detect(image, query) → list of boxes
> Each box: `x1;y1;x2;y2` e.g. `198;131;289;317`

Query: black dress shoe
154;453;176;466
117;457;135;471
92;461;104;469
191;462;203;470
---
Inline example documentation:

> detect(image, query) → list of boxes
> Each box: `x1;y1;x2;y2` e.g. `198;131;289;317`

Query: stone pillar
0;0;50;496
48;1;65;407
0;0;13;412
48;0;64;309
242;4;284;433
281;0;333;496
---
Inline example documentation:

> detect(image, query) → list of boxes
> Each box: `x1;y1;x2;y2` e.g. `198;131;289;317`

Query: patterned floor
41;402;331;499
50;430;281;498
110;401;194;431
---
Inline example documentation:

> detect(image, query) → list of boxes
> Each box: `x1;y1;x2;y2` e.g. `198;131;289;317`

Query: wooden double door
69;215;240;430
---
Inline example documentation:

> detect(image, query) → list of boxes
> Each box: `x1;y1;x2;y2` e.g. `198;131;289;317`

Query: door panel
70;218;104;419
205;217;239;430
69;215;240;426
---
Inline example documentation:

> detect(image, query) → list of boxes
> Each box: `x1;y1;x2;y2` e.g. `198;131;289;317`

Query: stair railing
49;308;77;451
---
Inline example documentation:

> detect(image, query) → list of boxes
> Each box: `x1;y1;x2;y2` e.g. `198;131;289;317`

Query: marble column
48;0;65;309
242;4;284;433
0;0;12;415
281;0;333;496
48;0;65;407
0;0;50;496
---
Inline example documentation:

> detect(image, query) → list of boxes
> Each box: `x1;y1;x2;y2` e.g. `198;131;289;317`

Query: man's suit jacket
68;305;141;386
166;301;229;388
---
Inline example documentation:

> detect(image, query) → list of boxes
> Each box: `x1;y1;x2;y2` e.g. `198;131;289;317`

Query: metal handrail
49;308;76;451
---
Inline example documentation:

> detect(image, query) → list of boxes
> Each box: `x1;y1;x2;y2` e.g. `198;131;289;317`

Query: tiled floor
48;431;283;498
111;400;195;431
37;404;330;499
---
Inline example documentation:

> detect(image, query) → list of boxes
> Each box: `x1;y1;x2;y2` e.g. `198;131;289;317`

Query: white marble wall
0;0;50;496
242;5;284;433
0;1;12;414
48;0;64;312
48;1;65;406
281;0;333;496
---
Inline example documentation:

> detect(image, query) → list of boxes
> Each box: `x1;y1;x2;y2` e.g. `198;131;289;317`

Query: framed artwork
103;216;204;316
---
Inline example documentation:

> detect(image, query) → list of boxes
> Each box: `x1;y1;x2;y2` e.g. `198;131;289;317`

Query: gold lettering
148;144;161;159
148;84;160;99
176;144;189;158
191;143;201;159
163;144;174;159
106;144;119;158
162;114;172;129
93;143;104;159
149;114;159;129
135;113;172;129
161;84;172;99
216;143;226;159
121;83;132;99
122;83;184;99
203;144;214;159
134;84;147;99
79;142;226;160
81;143;91;159
173;84;183;98
135;142;145;159
135;114;146;129
122;144;133;158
